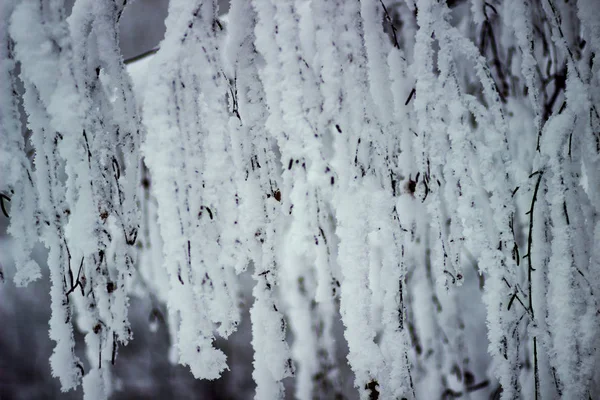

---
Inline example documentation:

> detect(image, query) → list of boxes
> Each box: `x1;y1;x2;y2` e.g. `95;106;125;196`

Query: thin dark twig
507;291;530;315
527;171;543;311
124;47;159;65
380;0;400;49
66;257;85;297
467;380;490;392
484;2;498;17
0;194;10;218
405;88;416;106
112;332;118;365
534;336;540;400
527;170;543;400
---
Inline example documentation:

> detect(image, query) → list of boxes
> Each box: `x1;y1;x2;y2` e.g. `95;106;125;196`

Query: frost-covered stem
323;1;400;397
412;0;527;397
412;0;457;291
251;0;339;397
225;1;298;397
503;0;542;148
25;83;84;391
143;0;238;380
8;0;87;390
0;0;41;287
533;336;539;400
526;170;543;399
5;0;600;398
54;2;145;395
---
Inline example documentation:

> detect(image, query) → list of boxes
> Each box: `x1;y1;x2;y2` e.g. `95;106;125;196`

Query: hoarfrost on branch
1;0;599;399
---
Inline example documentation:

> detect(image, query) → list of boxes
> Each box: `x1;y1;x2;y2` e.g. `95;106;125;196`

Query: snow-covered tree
1;0;599;399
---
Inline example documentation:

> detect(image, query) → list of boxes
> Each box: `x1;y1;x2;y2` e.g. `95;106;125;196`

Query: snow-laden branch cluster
1;0;599;399
3;0;141;397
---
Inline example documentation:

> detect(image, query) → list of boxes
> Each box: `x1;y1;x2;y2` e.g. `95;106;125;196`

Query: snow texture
2;0;599;399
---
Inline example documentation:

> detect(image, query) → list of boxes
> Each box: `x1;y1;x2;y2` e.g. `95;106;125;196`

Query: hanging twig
405;88;415;106
124;47;160;65
379;0;400;50
0;193;10;218
66;257;85;297
526;170;544;400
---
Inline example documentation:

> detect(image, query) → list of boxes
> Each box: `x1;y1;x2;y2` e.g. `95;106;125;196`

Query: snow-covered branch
2;0;599;399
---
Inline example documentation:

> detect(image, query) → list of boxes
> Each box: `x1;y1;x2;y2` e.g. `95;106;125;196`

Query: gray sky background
118;0;230;60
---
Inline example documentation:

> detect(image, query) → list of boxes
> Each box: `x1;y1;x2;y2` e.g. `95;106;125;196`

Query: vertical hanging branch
360;1;418;398
225;0;297;396
525;170;543;399
525;171;543;318
8;0;86;391
0;1;41;287
527;173;557;399
540;3;600;398
47;1;147;394
188;0;241;340
412;0;525;397
143;0;240;382
386;12;423;399
540;113;579;399
411;7;467;397
361;0;394;127
267;1;345;398
411;0;457;295
251;0;336;397
228;0;297;396
319;1;394;398
503;0;543;149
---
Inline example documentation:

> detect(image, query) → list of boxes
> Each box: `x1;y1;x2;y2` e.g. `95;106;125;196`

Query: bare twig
124;47;159;65
526;170;544;400
379;0;400;49
0;193;10;218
